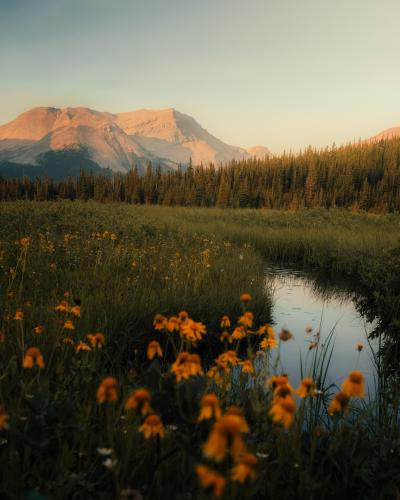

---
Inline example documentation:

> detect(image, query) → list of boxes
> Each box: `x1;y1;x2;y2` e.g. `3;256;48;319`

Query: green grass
0;202;399;499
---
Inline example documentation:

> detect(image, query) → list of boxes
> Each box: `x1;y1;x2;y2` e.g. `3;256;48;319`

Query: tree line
1;137;400;212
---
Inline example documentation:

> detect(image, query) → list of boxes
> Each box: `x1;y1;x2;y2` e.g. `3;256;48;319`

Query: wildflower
219;331;232;344
232;326;246;340
269;396;296;429
328;391;350;415
23;347;45;369
232;453;258;483
76;341;92;353
147;340;163;360
55;301;70;312
305;326;313;334
97;448;113;456
166;316;180;332
215;350;239;371
19;237;32;248
180;320;207;344
13;309;24;321
139;414;165;439
238;311;254;328
195;464;226;498
260;337;278;350
33;325;44;334
341;371;364;398
356;343;364;352
203;412;249;462
171;352;204;382
125;388;152;415
70;305;81;317
198;393;222;421
296;378;316;398
266;374;292;391
62;336;74;346
63;320;75;331
258;324;275;337
308;341;318;350
103;457;118;469
240;293;252;304
110;233;118;241
87;332;105;349
0;407;9;430
279;328;294;341
240;359;254;374
207;366;224;386
220;315;231;329
96;377;118;404
178;311;189;323
153;314;167;330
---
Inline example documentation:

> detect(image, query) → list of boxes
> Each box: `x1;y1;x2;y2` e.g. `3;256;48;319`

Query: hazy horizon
1;0;400;153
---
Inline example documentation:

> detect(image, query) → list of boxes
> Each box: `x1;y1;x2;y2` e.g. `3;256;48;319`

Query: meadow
0;202;399;499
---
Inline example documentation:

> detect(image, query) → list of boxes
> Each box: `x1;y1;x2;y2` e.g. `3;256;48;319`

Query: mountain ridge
0;106;271;175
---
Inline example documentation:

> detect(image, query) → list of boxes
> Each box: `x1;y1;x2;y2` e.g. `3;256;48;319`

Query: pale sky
1;0;400;153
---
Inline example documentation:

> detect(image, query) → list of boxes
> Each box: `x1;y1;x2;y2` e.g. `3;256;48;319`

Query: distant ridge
0;106;270;176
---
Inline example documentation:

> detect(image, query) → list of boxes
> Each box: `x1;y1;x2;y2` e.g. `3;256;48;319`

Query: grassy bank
0;202;399;499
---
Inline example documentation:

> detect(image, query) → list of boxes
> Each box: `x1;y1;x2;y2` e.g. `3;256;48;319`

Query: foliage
0;203;399;499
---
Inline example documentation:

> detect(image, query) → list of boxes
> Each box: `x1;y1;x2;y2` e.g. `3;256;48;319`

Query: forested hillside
1;137;400;212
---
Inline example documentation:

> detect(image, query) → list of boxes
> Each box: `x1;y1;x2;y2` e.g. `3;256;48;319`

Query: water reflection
265;265;378;396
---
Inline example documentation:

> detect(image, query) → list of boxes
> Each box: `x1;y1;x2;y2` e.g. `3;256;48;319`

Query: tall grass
0;202;399;499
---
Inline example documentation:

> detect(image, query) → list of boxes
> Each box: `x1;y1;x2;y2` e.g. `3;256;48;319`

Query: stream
265;265;378;396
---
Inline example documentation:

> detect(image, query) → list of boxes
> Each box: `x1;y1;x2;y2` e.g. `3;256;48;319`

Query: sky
1;0;400;153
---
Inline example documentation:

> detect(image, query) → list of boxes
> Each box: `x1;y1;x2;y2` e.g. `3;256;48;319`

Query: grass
0;202;399;499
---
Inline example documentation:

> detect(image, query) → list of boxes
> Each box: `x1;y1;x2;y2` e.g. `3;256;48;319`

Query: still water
265;266;377;396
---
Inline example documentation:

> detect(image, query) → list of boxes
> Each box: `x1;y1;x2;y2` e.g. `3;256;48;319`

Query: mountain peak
0;106;270;175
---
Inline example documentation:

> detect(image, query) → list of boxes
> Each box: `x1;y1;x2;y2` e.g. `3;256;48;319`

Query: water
264;265;377;395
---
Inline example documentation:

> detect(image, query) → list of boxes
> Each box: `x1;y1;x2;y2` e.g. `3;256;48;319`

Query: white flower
97;447;113;456
256;452;268;459
103;458;118;469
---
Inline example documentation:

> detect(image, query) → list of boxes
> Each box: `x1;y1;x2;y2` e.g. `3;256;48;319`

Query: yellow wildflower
23;347;45;369
203;412;249;462
232;326;246;340
87;332;105;349
96;377;118;404
238;311;254;328
166;316;180;332
76;341;92;353
55;301;70;313
341;371;364;398
232;453;258;483
171;352;203;382
70;305;81;317
153;314;167;330
147;340;163;360
260;337;278;349
269;396;296;429
220;315;231;329
195;464;226;498
125;388;152;415
63;320;75;331
240;293;252;304
180;320;207;344
198;393;222;421
33;325;44;334
296;378;316;398
13;309;24;321
240;359;254;374
139;414;165;439
328;391;350;415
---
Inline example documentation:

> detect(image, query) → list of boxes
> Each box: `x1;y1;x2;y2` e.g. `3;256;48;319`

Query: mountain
0;106;270;177
369;126;400;142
